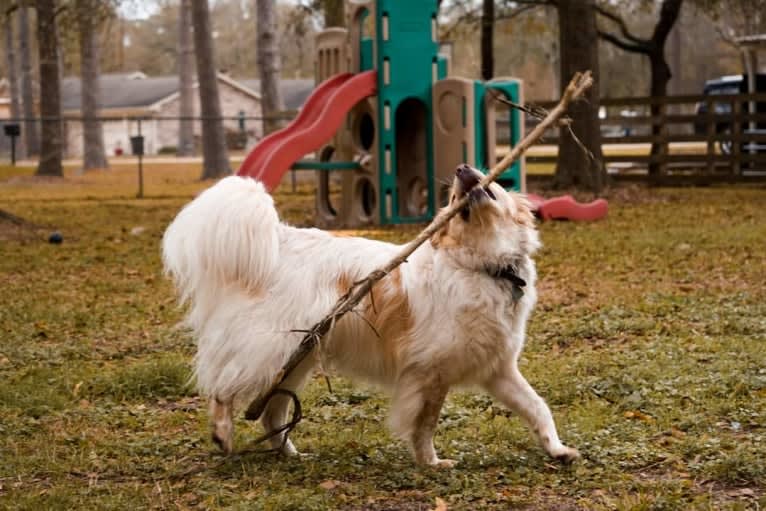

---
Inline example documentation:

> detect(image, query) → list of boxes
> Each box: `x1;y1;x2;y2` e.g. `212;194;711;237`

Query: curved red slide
527;193;608;221
237;71;377;191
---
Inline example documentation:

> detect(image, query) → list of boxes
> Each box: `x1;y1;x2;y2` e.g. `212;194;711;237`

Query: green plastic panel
486;80;522;191
374;0;439;224
291;160;361;171
360;39;374;71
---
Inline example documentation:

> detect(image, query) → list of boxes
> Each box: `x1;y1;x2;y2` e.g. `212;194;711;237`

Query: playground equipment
237;0;523;227
237;0;606;225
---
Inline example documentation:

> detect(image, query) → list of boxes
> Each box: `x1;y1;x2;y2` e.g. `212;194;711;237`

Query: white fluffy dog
162;165;579;467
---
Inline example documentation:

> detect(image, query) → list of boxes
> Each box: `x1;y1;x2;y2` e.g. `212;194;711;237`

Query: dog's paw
212;432;233;455
279;440;301;457
552;446;580;464
429;458;458;469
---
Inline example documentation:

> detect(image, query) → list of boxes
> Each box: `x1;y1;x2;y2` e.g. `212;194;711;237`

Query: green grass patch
1;167;764;509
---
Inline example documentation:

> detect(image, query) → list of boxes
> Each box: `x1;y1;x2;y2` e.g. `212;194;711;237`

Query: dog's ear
513;195;536;228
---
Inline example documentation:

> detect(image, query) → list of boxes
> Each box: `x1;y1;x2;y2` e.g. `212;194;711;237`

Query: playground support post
242;71;595;426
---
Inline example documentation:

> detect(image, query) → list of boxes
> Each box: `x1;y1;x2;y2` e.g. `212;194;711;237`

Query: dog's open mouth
454;164;496;220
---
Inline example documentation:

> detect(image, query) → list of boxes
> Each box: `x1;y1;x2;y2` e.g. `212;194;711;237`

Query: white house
60;72;314;157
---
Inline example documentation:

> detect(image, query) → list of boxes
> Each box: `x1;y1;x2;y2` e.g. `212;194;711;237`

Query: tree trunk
256;0;284;136
35;0;63;177
4;9;25;158
597;0;683;178
647;0;683;177
648;51;672;176
481;0;494;81
555;0;605;193
19;7;40;157
322;0;345;28
190;0;230;179
177;0;195;156
77;0;108;171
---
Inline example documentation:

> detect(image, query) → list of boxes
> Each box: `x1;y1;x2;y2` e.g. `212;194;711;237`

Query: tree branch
649;0;683;47
242;72;595;433
598;29;651;54
594;4;648;46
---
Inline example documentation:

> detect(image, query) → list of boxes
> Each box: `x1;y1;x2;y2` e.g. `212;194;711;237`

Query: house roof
61;72;182;111
61;72;262;113
240;79;315;111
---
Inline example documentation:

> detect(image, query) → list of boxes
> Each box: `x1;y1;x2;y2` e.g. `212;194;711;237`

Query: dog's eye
484;187;497;201
460;207;470;221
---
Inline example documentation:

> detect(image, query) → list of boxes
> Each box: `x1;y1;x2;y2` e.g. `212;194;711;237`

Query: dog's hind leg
260;357;314;456
389;372;453;468
210;398;234;454
484;366;580;463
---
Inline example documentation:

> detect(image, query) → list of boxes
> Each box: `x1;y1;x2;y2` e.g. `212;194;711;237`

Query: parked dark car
695;74;766;153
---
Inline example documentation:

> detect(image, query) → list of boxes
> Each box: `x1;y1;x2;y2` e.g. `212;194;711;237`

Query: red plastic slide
237;71;378;191
527;193;608;222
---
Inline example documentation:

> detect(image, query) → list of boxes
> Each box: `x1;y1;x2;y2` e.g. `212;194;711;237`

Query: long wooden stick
244;71;594;421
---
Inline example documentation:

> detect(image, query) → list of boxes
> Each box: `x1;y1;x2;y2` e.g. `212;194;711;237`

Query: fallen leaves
624;410;654;423
318;480;342;491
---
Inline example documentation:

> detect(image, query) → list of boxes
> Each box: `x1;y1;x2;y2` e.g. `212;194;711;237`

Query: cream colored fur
162;171;579;466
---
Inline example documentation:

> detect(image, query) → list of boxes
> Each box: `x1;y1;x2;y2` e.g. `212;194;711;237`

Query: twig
241;71;594;438
489;89;594;164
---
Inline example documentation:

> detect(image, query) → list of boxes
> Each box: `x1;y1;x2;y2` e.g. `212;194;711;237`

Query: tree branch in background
594;4;650;48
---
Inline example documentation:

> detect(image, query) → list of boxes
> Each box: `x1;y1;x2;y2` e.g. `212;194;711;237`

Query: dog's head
430;164;540;267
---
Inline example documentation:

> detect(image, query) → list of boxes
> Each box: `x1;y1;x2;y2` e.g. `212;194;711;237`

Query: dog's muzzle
455;164;496;204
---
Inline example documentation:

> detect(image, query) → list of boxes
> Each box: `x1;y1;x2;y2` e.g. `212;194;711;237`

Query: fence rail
513;92;766;184
0;114;297;161
5;95;766;185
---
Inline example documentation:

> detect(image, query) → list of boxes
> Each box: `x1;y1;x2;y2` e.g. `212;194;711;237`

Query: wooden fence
501;92;766;184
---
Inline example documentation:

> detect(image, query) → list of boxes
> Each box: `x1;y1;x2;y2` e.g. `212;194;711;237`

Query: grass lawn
0;163;764;510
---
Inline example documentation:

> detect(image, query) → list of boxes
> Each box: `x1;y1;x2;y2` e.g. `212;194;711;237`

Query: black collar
486;264;526;301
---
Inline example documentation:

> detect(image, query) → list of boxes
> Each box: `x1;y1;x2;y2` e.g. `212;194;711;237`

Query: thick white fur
162;173;579;466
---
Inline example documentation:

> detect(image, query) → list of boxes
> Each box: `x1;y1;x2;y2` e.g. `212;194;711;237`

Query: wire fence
0;114;298;162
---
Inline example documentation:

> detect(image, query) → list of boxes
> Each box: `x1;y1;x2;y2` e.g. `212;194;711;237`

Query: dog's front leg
484;366;580;463
210;398;234;454
389;372;453;468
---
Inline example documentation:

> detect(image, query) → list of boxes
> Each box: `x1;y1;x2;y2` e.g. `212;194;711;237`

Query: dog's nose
455;164;480;191
456;164;471;176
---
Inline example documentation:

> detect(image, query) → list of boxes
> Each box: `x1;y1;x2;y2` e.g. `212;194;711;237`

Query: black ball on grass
48;232;63;244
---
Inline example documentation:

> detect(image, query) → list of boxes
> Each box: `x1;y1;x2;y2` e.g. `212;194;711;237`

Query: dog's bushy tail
162;176;280;332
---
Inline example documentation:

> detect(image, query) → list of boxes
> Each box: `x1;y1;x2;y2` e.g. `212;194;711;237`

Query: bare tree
177;0;195;156
596;0;684;176
190;0;230;179
76;0;109;171
256;0;284;135
555;0;605;192
481;0;495;80
19;6;39;157
35;0;63;177
4;6;25;158
698;0;766;43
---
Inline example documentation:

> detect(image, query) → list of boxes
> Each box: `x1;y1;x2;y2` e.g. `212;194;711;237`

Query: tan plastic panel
347;0;375;74
432;77;475;204
315;28;349;82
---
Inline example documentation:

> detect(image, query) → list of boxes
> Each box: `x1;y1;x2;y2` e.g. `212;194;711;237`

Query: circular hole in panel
355;176;376;221
355;111;375;151
437;91;461;132
318;146;339;217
